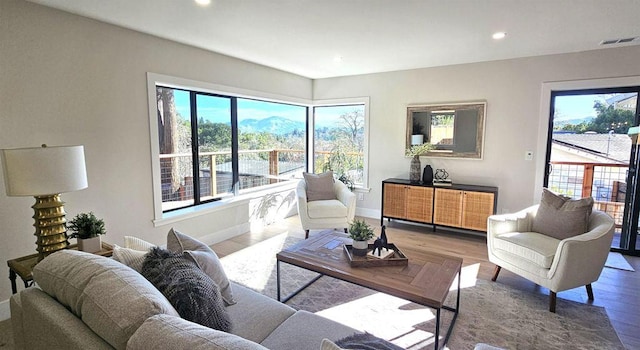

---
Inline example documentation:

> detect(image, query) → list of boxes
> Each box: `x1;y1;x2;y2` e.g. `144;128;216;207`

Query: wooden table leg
9;268;17;294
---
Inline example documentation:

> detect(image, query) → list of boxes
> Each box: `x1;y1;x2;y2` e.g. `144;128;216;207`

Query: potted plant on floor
67;212;106;253
348;219;374;256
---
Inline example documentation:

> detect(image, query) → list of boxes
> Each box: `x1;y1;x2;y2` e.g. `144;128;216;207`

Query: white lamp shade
1;145;88;196
411;134;424;145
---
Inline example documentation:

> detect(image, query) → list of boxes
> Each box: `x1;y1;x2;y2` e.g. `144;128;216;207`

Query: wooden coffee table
276;231;462;350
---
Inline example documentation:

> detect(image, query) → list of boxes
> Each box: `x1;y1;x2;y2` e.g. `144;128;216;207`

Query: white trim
0;299;9;321
536;75;640;203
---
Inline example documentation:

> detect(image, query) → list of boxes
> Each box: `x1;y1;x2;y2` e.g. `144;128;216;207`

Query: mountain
554;116;594;127
238;116;306;135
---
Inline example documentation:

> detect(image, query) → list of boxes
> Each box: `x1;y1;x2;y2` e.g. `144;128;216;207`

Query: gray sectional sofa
10;249;358;350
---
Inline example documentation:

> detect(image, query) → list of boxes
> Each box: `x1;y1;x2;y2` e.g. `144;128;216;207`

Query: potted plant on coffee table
67;212;106;253
348;219;375;256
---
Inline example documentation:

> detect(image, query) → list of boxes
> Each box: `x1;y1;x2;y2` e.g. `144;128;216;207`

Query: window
148;74;369;221
154;84;307;213
313;103;368;189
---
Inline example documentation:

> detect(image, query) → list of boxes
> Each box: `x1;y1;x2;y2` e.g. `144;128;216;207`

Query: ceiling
27;0;640;79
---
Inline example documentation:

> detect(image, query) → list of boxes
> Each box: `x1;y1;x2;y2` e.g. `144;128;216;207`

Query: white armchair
296;179;356;239
487;205;615;312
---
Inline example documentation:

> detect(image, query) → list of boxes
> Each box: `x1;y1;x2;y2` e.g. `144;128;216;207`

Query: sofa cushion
112;244;147;272
141;247;232;332
493;231;560;269
167;228;236;305
321;339;344;350
260;310;357;350
532;188;594;240
127;314;267;350
304;171;336;201
32;250;179;350
307;199;348;219
225;282;296;343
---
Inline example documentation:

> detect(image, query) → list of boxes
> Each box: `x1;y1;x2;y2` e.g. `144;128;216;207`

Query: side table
7;242;113;294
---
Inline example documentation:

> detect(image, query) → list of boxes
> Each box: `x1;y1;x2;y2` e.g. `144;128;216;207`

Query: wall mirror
406;101;486;159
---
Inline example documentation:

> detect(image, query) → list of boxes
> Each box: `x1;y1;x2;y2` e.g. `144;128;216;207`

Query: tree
157;87;181;195
338;109;364;147
590;101;634;134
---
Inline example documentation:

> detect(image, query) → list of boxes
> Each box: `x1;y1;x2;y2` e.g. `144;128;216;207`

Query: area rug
0;319;14;350
605;252;635;271
220;233;625;350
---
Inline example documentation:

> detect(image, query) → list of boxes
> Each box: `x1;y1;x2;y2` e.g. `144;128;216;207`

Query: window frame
147;73;369;225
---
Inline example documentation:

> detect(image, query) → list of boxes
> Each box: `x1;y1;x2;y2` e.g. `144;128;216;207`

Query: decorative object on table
343;242;408;267
372;225;392;257
1;144;88;261
67;212;106;253
433;168;453;186
405;142;434;183
347;219;374;256
422;164;434;184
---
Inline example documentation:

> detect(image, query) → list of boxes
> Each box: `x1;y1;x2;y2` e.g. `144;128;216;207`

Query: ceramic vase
410;155;421;183
352;240;369;256
78;236;101;253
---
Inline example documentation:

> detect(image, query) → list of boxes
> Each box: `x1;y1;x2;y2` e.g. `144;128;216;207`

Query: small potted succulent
67;212;106;253
348;219;375;256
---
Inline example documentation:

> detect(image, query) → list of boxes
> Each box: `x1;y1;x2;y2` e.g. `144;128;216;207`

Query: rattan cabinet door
461;191;495;231
383;183;407;219
433;188;463;227
406;186;434;223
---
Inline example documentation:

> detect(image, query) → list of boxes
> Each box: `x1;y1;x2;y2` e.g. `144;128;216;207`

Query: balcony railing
548;161;628;228
159;149;362;211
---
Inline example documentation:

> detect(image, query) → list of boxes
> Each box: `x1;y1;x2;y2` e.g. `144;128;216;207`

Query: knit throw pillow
531;188;594;240
141;247;232;332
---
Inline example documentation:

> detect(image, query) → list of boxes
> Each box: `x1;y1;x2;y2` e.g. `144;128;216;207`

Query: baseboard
356;207;380;220
0;299;10;321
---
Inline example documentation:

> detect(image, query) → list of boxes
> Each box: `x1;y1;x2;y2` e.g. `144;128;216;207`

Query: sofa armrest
334;181;356;221
128;314;268;350
20;288;113;350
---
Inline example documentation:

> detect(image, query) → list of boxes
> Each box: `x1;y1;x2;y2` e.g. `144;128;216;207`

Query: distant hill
554;116;594;127
238;116;305;135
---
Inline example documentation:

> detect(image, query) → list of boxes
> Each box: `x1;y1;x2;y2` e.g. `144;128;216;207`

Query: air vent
600;37;639;45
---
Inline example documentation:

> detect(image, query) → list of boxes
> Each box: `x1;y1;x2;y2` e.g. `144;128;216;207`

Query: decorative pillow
141;247;232;332
112;244;148;272
531;188;594;240
335;333;404;350
124;236;156;251
166;228;236;305
321;338;345;350
303;171;336;202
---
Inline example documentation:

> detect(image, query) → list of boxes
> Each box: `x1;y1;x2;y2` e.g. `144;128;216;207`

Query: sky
554;94;606;121
173;89;363;128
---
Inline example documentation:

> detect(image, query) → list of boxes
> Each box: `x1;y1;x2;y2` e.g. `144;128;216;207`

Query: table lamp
1;145;88;261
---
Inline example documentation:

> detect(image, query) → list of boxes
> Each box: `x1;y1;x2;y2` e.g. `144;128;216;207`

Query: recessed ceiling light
195;0;211;6
333;55;343;63
492;32;507;40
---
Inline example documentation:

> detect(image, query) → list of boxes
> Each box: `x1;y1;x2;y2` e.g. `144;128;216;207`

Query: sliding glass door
545;87;640;255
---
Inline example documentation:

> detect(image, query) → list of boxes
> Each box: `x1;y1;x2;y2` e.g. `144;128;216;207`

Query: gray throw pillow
166;228;236;305
531;188;594;240
303;171;336;201
141;247;232;332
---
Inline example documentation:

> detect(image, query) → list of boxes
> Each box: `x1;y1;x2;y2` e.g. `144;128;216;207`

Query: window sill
152;181;298;227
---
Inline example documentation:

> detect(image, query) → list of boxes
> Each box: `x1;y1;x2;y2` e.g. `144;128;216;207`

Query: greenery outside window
313;102;369;189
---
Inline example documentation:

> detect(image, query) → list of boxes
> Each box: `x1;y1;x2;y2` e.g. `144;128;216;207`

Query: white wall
0;0;311;303
313;46;640;217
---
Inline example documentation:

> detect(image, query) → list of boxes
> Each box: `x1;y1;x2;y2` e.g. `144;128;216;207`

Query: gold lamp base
32;194;70;261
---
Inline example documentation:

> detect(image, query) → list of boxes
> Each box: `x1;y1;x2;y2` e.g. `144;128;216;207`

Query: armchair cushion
492;231;560;268
303;171;336;201
307;200;348;219
532;188;594;240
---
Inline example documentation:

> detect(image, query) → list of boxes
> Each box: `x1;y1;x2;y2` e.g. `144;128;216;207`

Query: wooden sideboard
381;178;498;233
